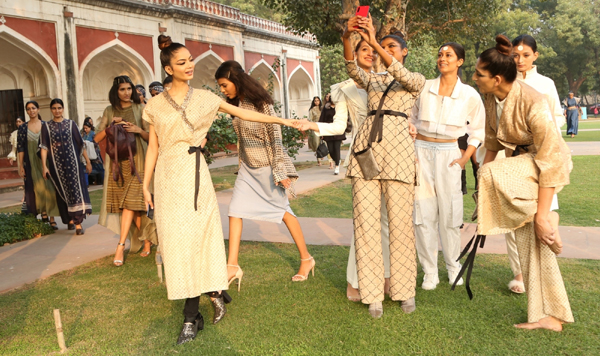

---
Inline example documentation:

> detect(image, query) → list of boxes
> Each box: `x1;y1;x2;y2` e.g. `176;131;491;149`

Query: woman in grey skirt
215;61;315;288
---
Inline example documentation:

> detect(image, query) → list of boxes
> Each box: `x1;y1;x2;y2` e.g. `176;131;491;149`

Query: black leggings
326;140;343;166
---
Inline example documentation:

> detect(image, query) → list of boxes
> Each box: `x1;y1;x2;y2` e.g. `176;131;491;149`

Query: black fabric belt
367;110;406;118
451;233;487;299
511;144;530;157
188;145;206;211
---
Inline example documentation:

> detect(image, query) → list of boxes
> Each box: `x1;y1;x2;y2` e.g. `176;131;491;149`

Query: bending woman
297;38;392;302
215;60;314;287
95;75;158;266
143;36;299;345
343;15;425;318
502;34;566;294
410;42;485;290
473;35;573;331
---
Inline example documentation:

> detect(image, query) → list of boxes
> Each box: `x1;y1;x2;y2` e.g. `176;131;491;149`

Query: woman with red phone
342;14;425;318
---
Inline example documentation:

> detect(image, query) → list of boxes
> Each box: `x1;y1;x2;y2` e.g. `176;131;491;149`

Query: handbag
353;80;403;180
105;122;141;183
316;139;329;159
84;141;97;160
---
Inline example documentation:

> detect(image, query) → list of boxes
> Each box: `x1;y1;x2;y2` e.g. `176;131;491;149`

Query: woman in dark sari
18;101;60;229
40;98;93;235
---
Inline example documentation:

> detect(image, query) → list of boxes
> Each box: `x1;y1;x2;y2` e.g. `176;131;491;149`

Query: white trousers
414;140;463;275
346;193;390;289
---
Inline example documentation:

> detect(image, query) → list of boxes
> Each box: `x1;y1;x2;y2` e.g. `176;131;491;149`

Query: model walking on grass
142;36;299;344
215;60;314;288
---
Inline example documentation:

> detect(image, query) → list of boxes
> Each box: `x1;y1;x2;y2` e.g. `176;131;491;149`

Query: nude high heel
227;264;244;292
291;256;315;282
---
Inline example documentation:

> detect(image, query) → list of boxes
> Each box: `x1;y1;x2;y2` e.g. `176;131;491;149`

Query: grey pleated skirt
228;162;295;224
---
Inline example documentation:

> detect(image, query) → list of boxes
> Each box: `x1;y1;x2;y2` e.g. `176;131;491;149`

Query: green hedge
0;213;55;245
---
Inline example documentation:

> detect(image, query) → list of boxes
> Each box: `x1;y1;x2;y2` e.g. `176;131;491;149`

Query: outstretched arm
218;101;295;127
143;124;158;210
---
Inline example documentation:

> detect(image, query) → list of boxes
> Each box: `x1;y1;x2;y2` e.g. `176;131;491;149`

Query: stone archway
0;30;60;121
249;60;282;106
190;52;223;92
80;42;153;124
287;66;314;119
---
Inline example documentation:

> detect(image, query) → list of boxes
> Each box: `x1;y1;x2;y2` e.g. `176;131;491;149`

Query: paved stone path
1;145;599;293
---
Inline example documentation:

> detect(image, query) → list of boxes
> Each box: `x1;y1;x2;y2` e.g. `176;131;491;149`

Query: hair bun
158;35;173;50
390;30;405;39
495;34;513;56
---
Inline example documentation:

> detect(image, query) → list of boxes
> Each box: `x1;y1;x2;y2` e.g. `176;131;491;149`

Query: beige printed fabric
143;88;228;300
515;222;574;323
352;178;417;304
345;58;425;183
233;99;298;195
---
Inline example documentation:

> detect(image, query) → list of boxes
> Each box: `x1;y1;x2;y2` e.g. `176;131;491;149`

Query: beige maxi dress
142;88;228;300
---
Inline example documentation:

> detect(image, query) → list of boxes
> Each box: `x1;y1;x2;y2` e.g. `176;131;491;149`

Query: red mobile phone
354;5;370;28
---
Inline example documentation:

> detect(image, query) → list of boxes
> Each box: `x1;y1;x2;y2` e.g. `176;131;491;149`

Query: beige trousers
478;155;574;323
347;194;390;289
352;178;416;304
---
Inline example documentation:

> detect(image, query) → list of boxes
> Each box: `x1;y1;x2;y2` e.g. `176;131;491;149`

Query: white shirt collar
516;65;538;81
429;76;463;99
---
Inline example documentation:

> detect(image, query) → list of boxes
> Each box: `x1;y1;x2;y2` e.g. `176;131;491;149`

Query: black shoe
207;291;232;324
76;228;84;235
67;223;75;230
177;314;204;345
49;221;59;230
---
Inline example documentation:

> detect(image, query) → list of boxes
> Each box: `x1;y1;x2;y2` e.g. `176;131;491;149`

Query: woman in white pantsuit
410;42;485;290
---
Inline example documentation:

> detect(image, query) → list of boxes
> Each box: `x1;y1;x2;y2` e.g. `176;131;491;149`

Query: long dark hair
309;96;322;111
479;35;517;83
512;34;537;52
109;75;141;110
25;100;42;120
214;60;274;111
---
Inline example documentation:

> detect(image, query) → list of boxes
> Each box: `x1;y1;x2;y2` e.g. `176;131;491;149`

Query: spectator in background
163;76;173;91
307;96;322;154
136;84;147;104
149;81;164;97
319;92;345;174
565;92;580;138
8;117;24;166
82;121;105;185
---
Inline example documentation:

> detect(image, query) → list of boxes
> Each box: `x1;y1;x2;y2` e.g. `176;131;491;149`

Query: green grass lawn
291;156;600;228
561;119;600;130
0;162;315;215
1;242;598;355
561;131;600;142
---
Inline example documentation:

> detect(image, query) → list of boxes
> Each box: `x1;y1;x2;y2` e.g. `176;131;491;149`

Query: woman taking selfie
297;39;393;303
18;102;60;228
143;36;299;344
215;60;313;286
473;35;573;331
410;42;485;291
95;75;157;266
343;14;425;318
40;98;92;234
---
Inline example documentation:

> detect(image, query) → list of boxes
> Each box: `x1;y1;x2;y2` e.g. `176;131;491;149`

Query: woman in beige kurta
143;35;299;345
473;35;573;332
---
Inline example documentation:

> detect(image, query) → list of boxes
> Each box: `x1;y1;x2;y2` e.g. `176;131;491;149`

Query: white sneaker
421;273;439;290
334;166;340;175
448;270;464;286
